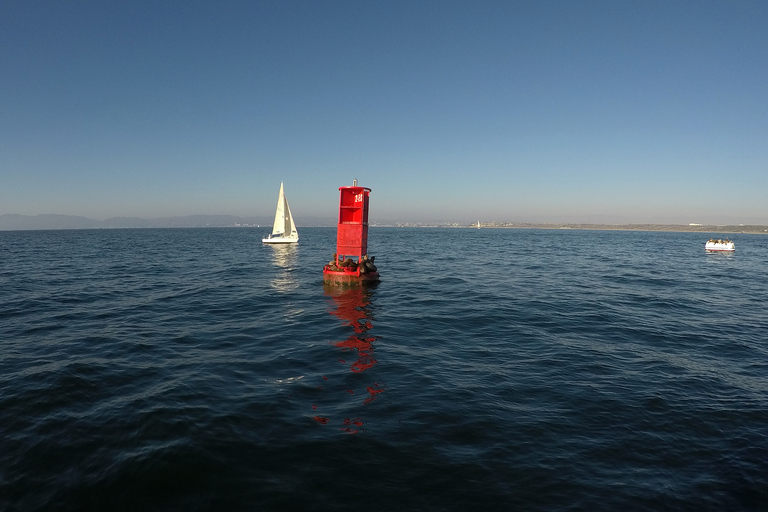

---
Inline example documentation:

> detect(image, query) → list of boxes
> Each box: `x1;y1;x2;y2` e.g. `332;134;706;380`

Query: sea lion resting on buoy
339;258;357;268
359;254;377;273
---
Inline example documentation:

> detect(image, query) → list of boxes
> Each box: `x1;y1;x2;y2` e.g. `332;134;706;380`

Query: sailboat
262;182;299;244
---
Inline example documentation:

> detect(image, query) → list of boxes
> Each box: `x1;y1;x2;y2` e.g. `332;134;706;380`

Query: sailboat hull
262;236;299;244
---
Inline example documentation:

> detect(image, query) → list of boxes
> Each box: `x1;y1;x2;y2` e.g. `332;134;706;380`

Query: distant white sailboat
262;182;298;244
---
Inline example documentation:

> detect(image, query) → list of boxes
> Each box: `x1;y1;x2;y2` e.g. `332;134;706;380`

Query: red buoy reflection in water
311;283;384;433
326;284;379;376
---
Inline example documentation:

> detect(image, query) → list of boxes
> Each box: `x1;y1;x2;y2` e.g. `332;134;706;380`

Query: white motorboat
705;239;734;252
262;182;298;244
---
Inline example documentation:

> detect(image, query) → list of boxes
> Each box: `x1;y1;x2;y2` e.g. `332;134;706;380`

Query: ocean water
1;227;767;511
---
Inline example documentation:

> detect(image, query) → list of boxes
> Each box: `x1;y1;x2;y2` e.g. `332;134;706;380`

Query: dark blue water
2;227;767;511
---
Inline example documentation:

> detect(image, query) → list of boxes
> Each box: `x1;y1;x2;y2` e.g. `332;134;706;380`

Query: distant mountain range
0;214;335;231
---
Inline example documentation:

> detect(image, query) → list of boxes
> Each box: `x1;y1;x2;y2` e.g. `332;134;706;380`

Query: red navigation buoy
323;180;380;285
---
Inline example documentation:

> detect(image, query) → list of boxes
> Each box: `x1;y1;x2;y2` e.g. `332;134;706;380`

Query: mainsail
271;182;287;235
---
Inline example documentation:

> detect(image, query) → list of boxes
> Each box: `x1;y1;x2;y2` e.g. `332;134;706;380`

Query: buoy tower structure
323;180;380;285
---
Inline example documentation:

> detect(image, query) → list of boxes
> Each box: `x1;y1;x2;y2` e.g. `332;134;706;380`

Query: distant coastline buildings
2;214;768;233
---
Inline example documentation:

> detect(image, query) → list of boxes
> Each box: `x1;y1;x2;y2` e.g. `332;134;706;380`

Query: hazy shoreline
378;223;768;234
2;213;767;234
474;223;768;234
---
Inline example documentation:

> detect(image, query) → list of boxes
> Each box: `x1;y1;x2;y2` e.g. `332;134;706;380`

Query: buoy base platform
323;267;380;286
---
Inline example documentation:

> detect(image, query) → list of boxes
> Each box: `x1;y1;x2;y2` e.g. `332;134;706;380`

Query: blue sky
2;1;766;224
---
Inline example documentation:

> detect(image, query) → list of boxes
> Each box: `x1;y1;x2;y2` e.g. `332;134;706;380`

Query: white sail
271;182;287;236
263;182;298;243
